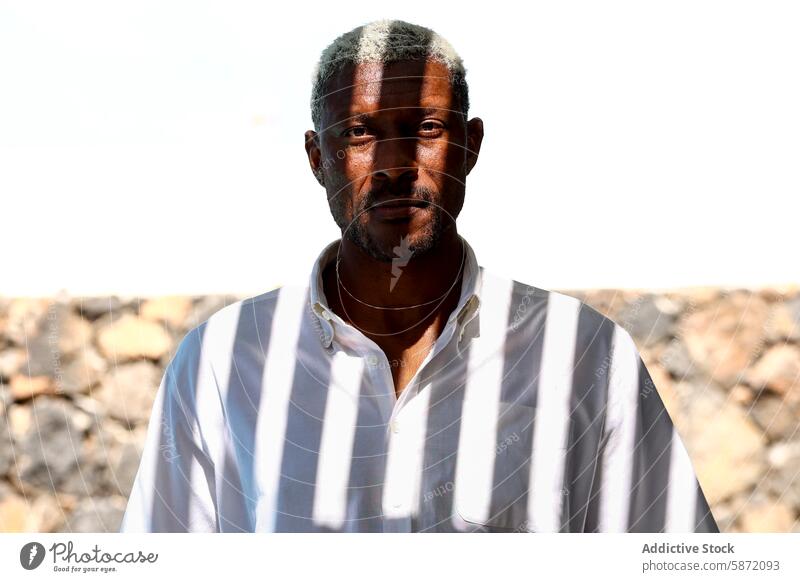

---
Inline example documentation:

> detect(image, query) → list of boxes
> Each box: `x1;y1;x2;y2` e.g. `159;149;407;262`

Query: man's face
305;58;483;262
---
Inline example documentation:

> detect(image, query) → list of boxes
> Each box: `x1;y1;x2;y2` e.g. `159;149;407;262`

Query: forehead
323;59;455;123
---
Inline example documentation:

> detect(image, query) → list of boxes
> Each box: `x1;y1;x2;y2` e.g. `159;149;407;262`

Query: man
120;19;718;533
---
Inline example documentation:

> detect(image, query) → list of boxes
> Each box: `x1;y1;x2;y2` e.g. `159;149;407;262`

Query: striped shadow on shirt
417;339;472;531
272;292;335;532
486;283;549;528
217;293;280;530
451;275;517;531
560;303;616;533
311;350;367;531
527;292;582;532
151;321;212;531
338;367;394;532
627;355;674;532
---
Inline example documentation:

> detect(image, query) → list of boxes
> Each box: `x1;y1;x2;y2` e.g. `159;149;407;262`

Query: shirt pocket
454;401;569;532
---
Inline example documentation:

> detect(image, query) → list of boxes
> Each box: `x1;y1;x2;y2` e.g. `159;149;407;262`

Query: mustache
358;186;436;214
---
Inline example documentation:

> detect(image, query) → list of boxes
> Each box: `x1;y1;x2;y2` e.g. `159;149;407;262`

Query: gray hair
310;19;469;132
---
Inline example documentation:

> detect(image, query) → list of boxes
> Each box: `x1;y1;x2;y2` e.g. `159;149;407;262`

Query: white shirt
120;236;718;533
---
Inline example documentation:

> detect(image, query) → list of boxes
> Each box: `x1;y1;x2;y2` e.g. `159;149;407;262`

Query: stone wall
0;286;798;533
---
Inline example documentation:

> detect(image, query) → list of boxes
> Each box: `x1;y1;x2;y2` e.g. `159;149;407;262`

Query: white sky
1;0;798;297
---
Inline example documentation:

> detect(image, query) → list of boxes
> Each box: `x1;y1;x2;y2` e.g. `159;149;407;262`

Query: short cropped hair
310;19;470;132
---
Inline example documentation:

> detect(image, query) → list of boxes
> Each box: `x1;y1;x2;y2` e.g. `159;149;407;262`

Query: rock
112;442;142;497
74;296;123;320
61;496;127;533
16;305;92;379
20;334;60;377
28;494;66;532
730;384;755;406
0;492;67;532
709;491;766;533
748;394;800;442
680;287;720;307
48;305;93;358
767;440;800;470
0;348;26;379
16;397;87;494
681;291;770;388
63;434;115;497
676;385;766;504
765;440;800;507
57;346;107;395
740;500;796;532
7;403;31;438
652;295;685;316
140;296;192;328
0;412;12;476
9;375;55;401
766;297;800;342
618;295;674;347
0;494;28;532
745;345;800;403
658;340;699;380
759;286;800;301
70;408;94;433
190;295;240;327
3;299;50;346
94;361;161;426
96;314;172;362
71;394;107;417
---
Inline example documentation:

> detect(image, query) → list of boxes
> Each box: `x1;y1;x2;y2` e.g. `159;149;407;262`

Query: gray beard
328;187;445;263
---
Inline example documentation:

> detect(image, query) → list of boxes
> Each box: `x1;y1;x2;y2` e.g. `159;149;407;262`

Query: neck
322;228;466;340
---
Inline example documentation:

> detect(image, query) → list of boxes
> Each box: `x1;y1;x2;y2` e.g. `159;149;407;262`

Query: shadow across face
306;24;482;263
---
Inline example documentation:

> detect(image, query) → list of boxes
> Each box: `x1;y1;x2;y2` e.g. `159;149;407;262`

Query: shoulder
168;284;303;376
486;267;626;342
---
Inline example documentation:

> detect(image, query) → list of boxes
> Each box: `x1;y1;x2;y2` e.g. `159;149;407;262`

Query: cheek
342;156;373;186
418;142;462;187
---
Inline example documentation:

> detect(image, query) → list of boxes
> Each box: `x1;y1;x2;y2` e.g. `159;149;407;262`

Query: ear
464;117;484;176
304;129;325;186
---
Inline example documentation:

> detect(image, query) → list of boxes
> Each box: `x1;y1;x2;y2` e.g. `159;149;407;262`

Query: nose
371;136;419;191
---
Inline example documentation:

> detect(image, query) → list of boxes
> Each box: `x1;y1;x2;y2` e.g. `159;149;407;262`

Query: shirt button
390;420;400;434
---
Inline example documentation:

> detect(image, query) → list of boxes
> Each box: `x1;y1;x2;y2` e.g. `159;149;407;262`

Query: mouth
368;200;430;220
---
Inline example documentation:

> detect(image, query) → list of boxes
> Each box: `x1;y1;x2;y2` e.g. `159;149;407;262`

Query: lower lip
370;205;427;219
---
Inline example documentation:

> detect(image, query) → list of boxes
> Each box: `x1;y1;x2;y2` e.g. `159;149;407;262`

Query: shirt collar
308;235;482;350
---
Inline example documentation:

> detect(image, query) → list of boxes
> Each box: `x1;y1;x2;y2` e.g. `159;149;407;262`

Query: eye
342;125;371;139
419;120;445;135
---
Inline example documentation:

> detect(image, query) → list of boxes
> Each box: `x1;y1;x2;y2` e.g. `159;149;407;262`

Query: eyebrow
340;106;447;125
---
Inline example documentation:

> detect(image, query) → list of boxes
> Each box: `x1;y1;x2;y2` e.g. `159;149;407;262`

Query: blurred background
1;0;798;532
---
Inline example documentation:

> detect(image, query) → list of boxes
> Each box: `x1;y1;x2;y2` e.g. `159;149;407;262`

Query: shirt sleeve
119;325;219;532
596;324;719;533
